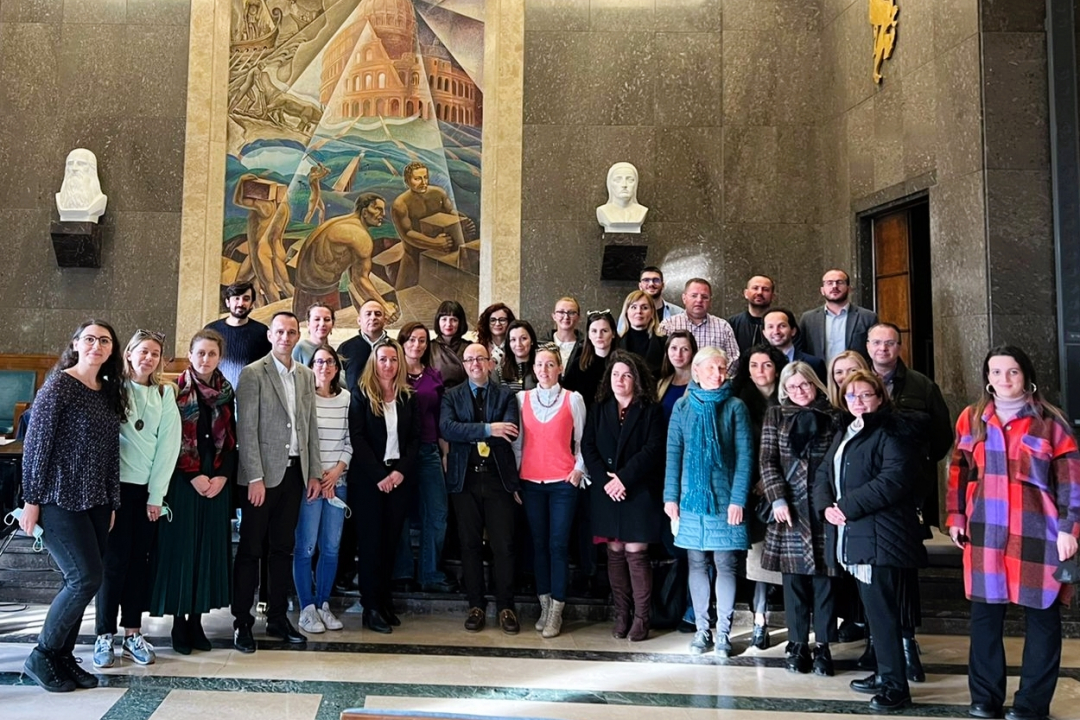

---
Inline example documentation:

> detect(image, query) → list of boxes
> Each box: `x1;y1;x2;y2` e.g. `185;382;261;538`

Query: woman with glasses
513;343;587;637
398;322;455;593
294;345;352;635
431;300;469;389
563;310;618;408
350;339;419;633
503;320;538;393
731;344;789;651
664;347;753;658
618;290;665;375
19;320;125;693
549;297;583;369
149;329;237;655
94;329;182;669
814;370;927;712
760;362;839;676
583;350;666;641
476;303;516;384
947;346;1080;720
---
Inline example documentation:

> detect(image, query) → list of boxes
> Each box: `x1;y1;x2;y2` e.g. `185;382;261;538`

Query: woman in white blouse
294;345;353;635
349;339;419;634
513;343;587;638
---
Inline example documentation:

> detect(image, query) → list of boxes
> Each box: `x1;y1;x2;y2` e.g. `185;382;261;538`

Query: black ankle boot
23;647;76;693
188;614;212;652
857;635;876;671
903;637;925;683
171;615;192;655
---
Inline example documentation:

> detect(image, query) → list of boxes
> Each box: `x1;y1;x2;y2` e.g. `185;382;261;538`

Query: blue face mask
160;503;173;522
325;495;352;519
5;508;44;552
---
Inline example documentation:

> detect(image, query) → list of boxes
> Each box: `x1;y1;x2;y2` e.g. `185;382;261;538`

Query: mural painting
223;0;484;328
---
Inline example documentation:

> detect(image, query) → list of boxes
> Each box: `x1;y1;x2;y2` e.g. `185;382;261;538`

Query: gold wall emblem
869;0;898;84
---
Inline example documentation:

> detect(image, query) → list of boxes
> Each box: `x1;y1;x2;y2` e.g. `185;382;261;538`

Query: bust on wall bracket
597;162;648;234
51;148;107;268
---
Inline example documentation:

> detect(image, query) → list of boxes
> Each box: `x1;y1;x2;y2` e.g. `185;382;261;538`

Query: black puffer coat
812;408;928;570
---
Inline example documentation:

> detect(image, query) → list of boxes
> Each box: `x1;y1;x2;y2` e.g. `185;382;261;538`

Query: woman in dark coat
582;350;666;641
431;300;468;389
349;338;420;634
618;290;666;375
760;361;839;676
813;369;927;713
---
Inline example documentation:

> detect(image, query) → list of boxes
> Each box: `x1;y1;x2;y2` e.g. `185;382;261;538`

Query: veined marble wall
0;0;190;356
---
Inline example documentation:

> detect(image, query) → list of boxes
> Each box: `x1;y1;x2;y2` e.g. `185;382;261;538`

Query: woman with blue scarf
663;347;754;658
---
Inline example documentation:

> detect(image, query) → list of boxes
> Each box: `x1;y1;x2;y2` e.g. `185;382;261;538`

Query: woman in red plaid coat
947;346;1080;720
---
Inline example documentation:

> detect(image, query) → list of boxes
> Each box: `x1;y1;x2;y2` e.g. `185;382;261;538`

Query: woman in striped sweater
293;344;353;634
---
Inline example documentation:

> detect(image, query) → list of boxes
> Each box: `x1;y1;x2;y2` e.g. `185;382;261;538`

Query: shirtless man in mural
390;161;466;290
292;193;399;323
233;173;295;306
304;162;331;225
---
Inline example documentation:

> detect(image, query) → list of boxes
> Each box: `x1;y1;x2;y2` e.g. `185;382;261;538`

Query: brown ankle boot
606;546;631;638
626;550;652;641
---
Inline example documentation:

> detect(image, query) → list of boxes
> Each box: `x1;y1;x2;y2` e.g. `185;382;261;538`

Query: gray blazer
236;354;322;487
798;304;879;362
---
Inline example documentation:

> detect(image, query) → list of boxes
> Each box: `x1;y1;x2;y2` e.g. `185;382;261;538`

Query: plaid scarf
176;367;236;473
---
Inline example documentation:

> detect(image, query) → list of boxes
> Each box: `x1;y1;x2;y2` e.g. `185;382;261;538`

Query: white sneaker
93;634;114;668
298;604;326;634
121;632;156;665
318;602;343;631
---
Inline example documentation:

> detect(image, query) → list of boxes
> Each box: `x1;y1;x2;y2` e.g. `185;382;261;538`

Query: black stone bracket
50;220;103;268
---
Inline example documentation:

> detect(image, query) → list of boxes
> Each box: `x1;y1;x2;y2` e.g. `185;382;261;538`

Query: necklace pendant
134;419;145;431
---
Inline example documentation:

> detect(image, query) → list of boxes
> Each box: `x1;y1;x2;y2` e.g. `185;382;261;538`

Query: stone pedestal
50;221;103;268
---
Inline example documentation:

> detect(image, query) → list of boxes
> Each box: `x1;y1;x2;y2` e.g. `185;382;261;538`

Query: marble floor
1;604;1079;720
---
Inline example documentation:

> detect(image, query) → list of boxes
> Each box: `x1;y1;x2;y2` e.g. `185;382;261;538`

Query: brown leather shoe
498;609;520;635
464;607;486;633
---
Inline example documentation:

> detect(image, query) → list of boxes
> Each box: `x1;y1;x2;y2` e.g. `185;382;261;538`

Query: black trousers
231;466;303;628
969;600;1062;715
782;573;837;645
96;483;154;634
857;565;908;694
451;468;516;611
353;472;413;613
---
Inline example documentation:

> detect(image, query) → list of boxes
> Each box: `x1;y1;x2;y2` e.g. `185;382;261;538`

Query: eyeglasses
79;335;113;346
312;358;337;367
462;356;490;364
489;317;509;325
844;392;878;403
553;310;579;317
640;277;662;285
868;340;898;348
136;329;166;344
786;381;813;393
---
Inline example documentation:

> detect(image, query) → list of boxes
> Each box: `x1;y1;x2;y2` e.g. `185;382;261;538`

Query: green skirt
149;469;232;616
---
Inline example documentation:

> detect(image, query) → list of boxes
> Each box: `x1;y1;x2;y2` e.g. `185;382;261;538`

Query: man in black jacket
440;343;522;635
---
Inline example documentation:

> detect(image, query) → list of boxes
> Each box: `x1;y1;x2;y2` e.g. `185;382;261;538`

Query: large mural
223;0;483;326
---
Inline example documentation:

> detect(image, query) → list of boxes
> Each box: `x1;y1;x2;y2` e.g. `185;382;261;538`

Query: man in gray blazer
231;311;322;653
798;269;878;364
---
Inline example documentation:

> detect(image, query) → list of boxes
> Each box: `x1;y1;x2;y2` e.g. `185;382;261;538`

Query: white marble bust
596;161;648;233
56;149;108;223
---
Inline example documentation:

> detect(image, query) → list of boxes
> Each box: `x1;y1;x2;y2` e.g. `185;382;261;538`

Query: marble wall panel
652;0;722;32
56;24;128;117
775;124;821;225
653;126;724;224
722;30;778;126
123;25;190;117
933;0;980;57
655;32;722;128
524;0;589;32
0;0;63;23
928;171;988;320
934;34;983;180
63;0;126;25
520;124;594;222
902;58;937;180
0;112;63;209
590;0;654;32
872;79;905;190
932;311;989;406
990;313;1060;398
522;32;593;125
126;0;190;25
0;22;61;115
106;211;183;316
985;168;1055;317
844;97;874;201
724;0;822;32
982;32;1049;172
722;125;776;224
584;31;656;125
0;208;56;309
899;0;937;76
981;0;1046;32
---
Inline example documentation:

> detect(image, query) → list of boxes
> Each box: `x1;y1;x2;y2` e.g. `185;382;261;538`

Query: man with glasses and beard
618;267;682;334
205;281;272;389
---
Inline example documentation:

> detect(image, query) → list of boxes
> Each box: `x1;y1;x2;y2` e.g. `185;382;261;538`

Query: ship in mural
223;0;484;326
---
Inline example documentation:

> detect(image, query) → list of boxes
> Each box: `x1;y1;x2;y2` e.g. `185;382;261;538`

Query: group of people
15;269;1080;720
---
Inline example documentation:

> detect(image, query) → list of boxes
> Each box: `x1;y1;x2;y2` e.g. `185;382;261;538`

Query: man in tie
439;343;522;634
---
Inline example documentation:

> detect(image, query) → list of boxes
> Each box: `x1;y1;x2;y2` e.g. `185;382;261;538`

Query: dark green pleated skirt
149;469;232;616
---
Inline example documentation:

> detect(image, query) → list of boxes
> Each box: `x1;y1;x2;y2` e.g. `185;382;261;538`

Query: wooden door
873;211;913;367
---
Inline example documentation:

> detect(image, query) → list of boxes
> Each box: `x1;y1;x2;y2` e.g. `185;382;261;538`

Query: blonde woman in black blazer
349;339;420;634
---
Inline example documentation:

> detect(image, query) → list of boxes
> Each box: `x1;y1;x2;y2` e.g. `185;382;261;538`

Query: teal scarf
681;381;732;515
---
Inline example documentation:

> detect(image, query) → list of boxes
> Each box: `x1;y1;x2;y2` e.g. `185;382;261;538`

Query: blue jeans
38;504;111;653
292;484;347;608
416;443;449;585
520;480;578;602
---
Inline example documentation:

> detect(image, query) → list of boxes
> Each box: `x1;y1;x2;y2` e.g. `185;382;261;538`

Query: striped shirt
315;390;352;485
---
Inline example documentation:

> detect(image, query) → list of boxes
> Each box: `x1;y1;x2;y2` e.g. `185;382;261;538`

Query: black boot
23;647;76;693
171;615;192;655
857;635;876;671
56;653;98;689
903;637;925;683
188;614;212;652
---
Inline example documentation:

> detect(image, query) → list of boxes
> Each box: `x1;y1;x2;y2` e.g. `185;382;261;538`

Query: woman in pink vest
513;343;587;638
